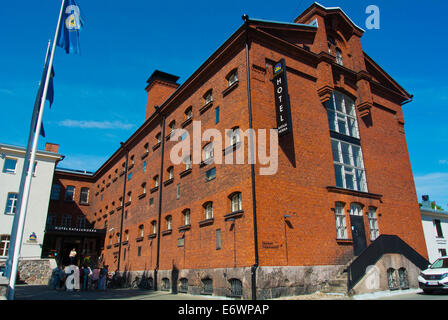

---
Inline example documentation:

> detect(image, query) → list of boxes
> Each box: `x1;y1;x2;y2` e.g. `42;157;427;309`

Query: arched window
166;215;172;230
155;132;162;144
162;278;170;291
167;166;174;180
203;143;214;161
204;202;213;220
229;278;243;297
335;48;343;65
185;106;193;120
168;120;176;134
153;175;159;188
203;89;213;105
124;229;129;241
387;268;398;290
183;209;191;226
201;278;213;295
398;268;409;289
138;224;144;237
151;221;157;235
179;278;188;293
230;192;242;212
226;69;238;87
350;203;363;216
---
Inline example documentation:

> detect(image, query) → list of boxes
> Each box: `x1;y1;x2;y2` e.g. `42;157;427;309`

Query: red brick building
45;3;428;298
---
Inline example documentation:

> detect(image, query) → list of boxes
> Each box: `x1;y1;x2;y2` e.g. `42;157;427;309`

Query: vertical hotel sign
272;59;292;136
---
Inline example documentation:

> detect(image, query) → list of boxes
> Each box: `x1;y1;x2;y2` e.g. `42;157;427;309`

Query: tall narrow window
0;235;11;257
184;155;192;170
5;193;18;215
153;175;159;188
65;186;75;201
169;121;176;135
434;219;444;238
151;221;157;234
155;133;161;145
185;106;193;120
216;229;221;250
80;187;90;204
203;143;214;161
230;192;242;212
62;214;72;227
368;207;379;241
335;203;347;239
204;202;213;220
203;90;213;105
215;107;220;124
183;209;191;226
166;216;172;230
335;48;343;65
139;225;144;237
167;166;174;180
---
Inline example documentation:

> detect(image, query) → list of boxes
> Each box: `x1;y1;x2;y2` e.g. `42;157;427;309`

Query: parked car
418;256;448;293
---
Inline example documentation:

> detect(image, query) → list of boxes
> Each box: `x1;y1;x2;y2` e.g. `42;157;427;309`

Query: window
5;193;19;215
151;221;157;234
46;214;56;227
124;230;129;241
229;278;242;297
227;69;238;87
434;219;444;238
203;90;213;105
127;172;133;181
80;187;90;204
143;161;147;173
65;186;75;201
205;168;216;181
77;216;87;228
184;155;192;170
144;143;149;154
204;202;213;220
334;203;347;239
387;268;398;290
203;143;214;161
141;182;147;195
155;132;162;145
179;278;188;293
127;191;132;203
398;268;409;289
153;175;159;188
162;278;170;291
183;209;191;226
368;207;379;241
201;278;213;295
3;158;17;174
185;106;193;120
215;107;220;124
230;192;242;212
137;246;142;257
335;48;343;65
439;249;447;257
130;155;135;167
331;139;367;192
167;166;174;180
166;215;172;230
169;121;176;135
216;229;221;250
228;127;240;146
139;225;144;237
176;184;180;200
326;91;359;138
62;214;72;227
50;184;61;200
0;235;11;257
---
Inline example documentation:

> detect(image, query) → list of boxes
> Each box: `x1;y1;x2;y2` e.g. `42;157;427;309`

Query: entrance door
350;204;367;256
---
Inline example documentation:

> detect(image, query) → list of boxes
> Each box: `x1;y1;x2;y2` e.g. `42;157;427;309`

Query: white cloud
57;119;134;130
414;172;448;208
57;154;108;172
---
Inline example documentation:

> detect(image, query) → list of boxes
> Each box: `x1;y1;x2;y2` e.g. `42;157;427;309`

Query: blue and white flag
56;0;84;54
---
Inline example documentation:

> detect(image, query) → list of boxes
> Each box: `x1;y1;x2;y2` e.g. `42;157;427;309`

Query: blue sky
0;0;447;208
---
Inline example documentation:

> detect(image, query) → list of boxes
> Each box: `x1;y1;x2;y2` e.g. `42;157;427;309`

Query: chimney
45;142;59;153
421;195;431;208
144;70;180;120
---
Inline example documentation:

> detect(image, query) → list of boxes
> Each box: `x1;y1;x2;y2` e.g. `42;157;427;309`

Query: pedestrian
69;248;77;265
51;265;62;290
82;264;91;290
58;265;66;290
98;265;108;291
90;267;100;290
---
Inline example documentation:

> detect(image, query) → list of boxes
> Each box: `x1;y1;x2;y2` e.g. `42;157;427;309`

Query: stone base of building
17;258;57;285
116;265;346;299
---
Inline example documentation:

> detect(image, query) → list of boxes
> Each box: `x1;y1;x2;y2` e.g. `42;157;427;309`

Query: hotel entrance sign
272;59;292;136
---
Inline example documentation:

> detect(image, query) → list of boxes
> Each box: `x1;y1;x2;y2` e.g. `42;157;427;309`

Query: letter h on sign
272;59;293;137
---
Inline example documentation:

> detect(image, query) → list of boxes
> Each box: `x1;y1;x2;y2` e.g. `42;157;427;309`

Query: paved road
376;290;448;300
13;284;231;300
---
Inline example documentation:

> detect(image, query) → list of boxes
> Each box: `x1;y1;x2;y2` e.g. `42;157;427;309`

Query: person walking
98;265;108;291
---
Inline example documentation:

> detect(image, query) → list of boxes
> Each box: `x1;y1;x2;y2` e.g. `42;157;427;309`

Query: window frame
5;193;19;215
3;158;18;174
334;202;348;240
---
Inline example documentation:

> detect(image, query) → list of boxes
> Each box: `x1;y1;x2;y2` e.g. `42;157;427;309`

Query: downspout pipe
117;142;129;273
154;107;166;291
243;14;260;300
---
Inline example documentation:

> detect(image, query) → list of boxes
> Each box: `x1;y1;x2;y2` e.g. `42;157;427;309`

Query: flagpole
4;39;52;281
7;0;66;300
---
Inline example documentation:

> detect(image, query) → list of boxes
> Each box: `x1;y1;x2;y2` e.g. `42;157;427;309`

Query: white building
0;142;62;263
420;195;448;263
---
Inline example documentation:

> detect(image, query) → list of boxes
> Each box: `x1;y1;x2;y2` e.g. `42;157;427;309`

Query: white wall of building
421;209;448;263
0;144;61;261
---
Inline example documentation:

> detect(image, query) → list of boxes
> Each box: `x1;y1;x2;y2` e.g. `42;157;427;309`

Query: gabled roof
295;2;365;36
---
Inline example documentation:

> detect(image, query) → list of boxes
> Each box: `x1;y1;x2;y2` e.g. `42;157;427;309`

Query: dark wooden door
350;215;367;256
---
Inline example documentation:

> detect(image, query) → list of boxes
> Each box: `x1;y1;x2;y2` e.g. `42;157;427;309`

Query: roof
0;142;63;161
146;70;180;85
